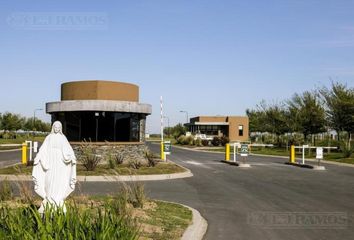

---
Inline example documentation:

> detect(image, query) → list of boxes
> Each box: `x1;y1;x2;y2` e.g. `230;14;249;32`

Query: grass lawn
204;146;354;164
0;162;186;176
0;136;46;150
0;195;192;240
138;200;192;240
0;136;46;145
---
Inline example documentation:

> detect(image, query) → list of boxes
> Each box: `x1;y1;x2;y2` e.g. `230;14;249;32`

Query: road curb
181;204;208;240
0;163;193;182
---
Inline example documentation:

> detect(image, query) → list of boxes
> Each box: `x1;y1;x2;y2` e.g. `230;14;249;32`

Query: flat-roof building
187;116;249;142
46;80;152;142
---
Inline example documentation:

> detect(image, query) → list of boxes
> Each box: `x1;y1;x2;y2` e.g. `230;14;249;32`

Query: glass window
238;125;243;136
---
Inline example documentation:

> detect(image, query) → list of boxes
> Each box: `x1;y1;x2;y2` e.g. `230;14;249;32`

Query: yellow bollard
225;143;230;161
161;141;165;161
290;145;295;163
22;142;27;165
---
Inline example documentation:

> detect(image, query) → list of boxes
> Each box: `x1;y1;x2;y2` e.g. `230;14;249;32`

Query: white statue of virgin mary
32;121;76;213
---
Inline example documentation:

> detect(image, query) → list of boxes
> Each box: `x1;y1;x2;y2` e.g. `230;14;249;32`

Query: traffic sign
240;144;248;157
316;147;323;160
164;141;172;155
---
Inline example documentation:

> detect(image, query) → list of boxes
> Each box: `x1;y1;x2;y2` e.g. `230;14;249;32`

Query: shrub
194;138;203;147
128;159;142;169
0;179;13;201
144;150;157;167
220;136;230;146
78;141;101;171
115;152;125;165
340;141;354;158
106;149;115;169
211;136;221;146
183;136;194;145
176;135;186;145
111;185;132;216
130;183;146;208
201;139;209;146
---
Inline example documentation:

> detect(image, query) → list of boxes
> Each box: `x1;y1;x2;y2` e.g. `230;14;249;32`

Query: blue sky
0;0;353;133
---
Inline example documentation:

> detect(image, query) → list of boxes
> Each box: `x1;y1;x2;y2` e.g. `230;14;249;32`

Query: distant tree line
246;82;354;148
163;123;187;139
0;112;51;132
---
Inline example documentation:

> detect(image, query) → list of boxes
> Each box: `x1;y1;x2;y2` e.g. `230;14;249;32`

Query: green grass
0;162;186;176
0;136;46;145
139;200;192;240
0;196;192;240
0;137;46;150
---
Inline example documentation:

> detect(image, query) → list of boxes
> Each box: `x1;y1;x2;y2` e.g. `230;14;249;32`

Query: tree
170;123;187;139
247;101;290;146
288;91;326;143
23;117;51;132
246;109;267;133
0;112;25;131
320;82;354;144
259;101;290;146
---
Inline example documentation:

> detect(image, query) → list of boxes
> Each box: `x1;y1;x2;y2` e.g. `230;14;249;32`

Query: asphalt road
0;149;21;168
80;143;354;240
2;144;354;239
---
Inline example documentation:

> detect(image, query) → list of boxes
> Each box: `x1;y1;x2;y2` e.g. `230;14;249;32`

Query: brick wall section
190;116;249;142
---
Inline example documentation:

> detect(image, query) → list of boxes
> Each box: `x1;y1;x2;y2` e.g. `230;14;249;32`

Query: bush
115;152;125;165
0;179;13;201
340;141;354;158
193;138;203;147
211;136;221;146
201;139;210;146
220;136;230;146
106;149;115;169
128;159;142;169
78;141;101;171
176;135;186;145
111;183;147;215
130;183;146;208
183;136;194;145
144;150;157;167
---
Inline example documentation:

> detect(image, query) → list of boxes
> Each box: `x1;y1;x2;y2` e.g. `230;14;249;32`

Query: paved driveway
2;143;353;239
80;143;354;240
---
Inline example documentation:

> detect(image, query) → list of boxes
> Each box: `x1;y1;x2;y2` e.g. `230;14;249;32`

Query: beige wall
191;116;249;142
61;80;139;102
227;116;249;142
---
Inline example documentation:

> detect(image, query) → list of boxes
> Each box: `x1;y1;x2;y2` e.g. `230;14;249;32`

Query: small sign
240;144;249;157
316;147;323;160
164;141;172;155
34;141;38;153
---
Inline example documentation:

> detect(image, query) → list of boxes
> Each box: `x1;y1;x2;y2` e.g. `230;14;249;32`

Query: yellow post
290;145;295;163
22;142;27;165
161;141;165;161
225;143;230;161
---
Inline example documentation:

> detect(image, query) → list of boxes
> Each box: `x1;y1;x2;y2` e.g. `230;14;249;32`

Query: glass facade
52;111;143;142
189;124;228;136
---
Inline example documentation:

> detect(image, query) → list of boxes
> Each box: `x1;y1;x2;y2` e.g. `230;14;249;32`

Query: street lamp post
33;108;43;132
179;110;189;124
